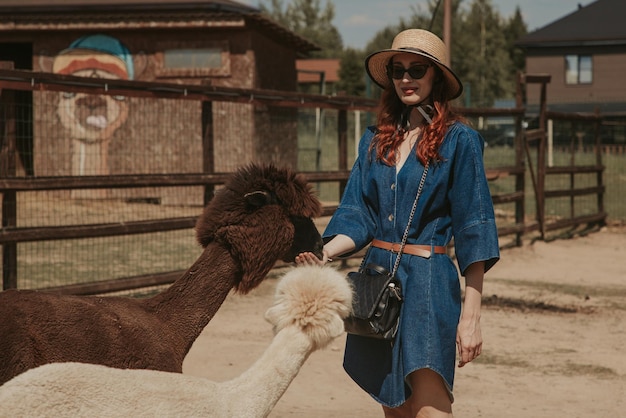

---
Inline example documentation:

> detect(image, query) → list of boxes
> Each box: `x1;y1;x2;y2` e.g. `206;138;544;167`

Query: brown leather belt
371;239;447;259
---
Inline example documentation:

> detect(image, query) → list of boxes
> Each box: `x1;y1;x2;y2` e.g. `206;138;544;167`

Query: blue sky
244;0;589;49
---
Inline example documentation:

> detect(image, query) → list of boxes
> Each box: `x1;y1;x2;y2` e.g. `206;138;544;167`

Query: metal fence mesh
2;87;625;291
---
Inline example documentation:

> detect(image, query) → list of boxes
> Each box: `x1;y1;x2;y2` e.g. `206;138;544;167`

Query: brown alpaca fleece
0;266;354;418
0;163;324;385
196;163;323;293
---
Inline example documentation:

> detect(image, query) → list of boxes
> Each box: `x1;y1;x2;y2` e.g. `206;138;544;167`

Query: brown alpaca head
195;164;324;293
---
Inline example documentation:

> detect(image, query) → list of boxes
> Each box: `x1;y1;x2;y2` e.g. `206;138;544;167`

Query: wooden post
521;74;551;239
443;0;452;66
514;72;525;246
537;78;547;239
1;85;18;289
338;109;348;197
201;100;214;207
594;108;605;221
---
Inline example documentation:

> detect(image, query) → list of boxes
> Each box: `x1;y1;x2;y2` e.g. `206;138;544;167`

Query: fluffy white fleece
0;265;353;418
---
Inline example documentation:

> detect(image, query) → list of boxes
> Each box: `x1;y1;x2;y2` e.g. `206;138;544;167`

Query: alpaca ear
264;304;283;328
244;191;270;207
327;315;347;339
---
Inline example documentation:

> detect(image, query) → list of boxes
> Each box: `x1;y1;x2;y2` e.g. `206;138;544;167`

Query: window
565;55;592;85
164;48;222;70
156;41;230;78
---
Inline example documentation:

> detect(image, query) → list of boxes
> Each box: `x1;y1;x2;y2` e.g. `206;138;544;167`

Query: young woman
296;29;500;417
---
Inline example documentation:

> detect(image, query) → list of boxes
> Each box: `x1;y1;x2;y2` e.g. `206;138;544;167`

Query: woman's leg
382;369;453;418
382;401;411;418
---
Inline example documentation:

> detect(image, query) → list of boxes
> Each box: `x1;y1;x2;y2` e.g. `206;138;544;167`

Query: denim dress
324;121;500;407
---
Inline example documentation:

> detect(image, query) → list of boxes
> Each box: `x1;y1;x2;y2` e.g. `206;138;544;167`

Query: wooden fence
0;70;607;294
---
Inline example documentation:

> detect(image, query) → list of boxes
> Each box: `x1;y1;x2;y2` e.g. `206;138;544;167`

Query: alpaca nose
285;216;324;261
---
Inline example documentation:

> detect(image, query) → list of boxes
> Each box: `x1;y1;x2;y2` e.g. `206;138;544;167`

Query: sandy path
183;226;626;417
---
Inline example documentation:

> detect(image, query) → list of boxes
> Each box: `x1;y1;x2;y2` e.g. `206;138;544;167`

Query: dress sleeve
323;128;378;255
448;125;500;274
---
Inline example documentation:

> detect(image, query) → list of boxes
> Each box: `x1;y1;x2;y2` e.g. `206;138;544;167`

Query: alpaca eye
244;191;270;207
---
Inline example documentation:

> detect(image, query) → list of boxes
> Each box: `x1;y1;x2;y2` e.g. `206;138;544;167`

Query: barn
0;0;319;196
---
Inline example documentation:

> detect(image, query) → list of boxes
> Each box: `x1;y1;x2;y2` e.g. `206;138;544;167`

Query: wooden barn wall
28;30;202;204
208;30;255;172
250;29;299;169
254;104;298;169
18;25;300;203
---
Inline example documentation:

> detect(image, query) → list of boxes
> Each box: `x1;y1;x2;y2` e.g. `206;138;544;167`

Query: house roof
517;0;626;47
296;59;340;84
0;0;320;54
0;0;256;14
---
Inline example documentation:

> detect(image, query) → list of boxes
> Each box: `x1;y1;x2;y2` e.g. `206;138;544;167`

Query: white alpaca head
264;266;353;350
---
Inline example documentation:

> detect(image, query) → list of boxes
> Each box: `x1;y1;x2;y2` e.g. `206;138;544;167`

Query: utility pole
443;0;451;66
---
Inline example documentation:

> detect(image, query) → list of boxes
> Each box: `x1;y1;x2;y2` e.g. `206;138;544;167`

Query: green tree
259;0;343;58
260;0;527;105
259;0;290;27
336;48;366;96
459;0;513;107
504;7;528;74
359;0;525;107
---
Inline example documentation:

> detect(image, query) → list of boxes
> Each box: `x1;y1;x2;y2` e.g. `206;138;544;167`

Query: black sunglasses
388;63;432;80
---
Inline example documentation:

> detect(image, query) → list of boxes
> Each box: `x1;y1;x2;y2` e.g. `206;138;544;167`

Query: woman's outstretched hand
295;235;353;267
295;251;327;266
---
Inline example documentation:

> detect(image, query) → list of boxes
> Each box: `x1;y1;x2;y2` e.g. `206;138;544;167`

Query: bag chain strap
390;162;429;277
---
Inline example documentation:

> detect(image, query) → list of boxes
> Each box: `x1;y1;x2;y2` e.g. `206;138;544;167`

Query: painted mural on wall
52;34;133;197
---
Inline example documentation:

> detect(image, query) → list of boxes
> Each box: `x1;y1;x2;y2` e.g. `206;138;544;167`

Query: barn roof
517;0;626;47
1;0;255;11
296;59;340;84
0;0;320;55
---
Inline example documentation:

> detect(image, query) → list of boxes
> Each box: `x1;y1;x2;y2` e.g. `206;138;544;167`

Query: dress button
388;214;394;221
391;183;396;190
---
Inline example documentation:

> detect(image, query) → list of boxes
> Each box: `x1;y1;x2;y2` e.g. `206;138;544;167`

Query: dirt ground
183;225;626;418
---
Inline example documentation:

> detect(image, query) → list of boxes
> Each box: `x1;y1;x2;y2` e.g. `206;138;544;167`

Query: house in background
517;0;626;116
0;0;318;197
296;59;340;95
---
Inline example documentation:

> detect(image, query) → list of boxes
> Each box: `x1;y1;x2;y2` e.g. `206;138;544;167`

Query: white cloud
342;14;377;27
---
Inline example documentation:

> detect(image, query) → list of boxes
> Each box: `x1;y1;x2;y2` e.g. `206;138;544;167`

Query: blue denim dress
324;122;500;407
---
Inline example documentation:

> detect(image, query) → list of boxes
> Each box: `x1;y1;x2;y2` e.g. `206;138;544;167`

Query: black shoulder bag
344;164;429;341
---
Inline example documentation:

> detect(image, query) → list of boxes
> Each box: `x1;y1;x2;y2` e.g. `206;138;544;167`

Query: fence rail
1;70;608;294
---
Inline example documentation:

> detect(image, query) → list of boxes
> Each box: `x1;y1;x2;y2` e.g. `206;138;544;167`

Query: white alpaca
0;265;352;418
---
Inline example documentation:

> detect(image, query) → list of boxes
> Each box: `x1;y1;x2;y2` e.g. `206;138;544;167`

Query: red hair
370;75;465;166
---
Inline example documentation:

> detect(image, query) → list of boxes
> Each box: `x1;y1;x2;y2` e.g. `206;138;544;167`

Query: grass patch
17;229;201;289
473;353;530;368
483;146;626;223
484;278;626;312
488;278;626;300
556;362;619;379
477;354;620;380
482;295;582;313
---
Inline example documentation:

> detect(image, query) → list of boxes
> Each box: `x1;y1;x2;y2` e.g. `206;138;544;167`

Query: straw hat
365;29;463;100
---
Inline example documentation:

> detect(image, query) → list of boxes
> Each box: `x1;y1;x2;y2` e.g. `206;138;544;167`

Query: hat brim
365;48;463;100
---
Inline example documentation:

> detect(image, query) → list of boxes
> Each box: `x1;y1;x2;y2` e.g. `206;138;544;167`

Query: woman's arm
456;260;484;367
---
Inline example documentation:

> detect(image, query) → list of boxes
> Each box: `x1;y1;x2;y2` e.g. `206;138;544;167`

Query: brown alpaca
0;265;353;418
0;163;324;385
